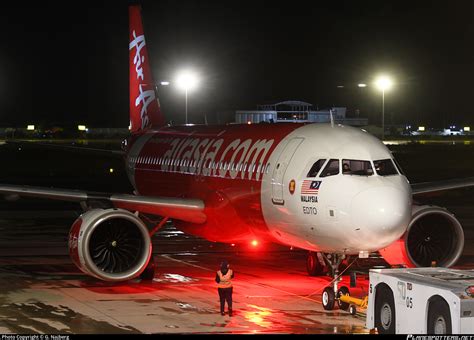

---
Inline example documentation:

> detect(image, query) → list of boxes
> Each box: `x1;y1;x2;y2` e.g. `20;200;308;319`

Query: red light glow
251;240;259;247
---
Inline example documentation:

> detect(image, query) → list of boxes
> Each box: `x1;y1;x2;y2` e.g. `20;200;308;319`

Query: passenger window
320;159;339;177
307;159;327;177
342;159;374;176
374;159;398;176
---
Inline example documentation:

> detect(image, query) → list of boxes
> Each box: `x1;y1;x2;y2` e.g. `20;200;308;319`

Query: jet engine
68;208;152;281
380;205;464;268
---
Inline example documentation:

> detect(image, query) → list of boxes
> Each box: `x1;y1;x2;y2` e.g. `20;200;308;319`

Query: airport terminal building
235;100;368;126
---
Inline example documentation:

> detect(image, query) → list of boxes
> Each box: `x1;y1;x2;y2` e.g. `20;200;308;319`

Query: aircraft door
271;137;304;205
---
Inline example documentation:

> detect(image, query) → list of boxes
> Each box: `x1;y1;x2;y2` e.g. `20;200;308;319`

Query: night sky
0;1;473;128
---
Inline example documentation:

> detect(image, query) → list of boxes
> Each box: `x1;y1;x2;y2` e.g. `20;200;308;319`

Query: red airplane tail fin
129;5;165;133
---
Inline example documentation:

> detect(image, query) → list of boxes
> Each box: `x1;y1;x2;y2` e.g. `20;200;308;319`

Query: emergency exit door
271;137;304;205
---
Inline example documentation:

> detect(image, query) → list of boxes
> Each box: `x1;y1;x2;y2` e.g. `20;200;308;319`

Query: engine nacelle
68;208;152;282
380;205;464;268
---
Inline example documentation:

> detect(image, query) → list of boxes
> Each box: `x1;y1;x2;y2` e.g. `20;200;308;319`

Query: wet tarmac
0;218;371;334
0;139;473;334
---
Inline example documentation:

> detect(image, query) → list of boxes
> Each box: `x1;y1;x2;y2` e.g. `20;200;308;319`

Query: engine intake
68;208;152;281
380;205;464;268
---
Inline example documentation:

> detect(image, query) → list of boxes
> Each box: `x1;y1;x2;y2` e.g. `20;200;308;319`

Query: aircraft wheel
349;304;357;316
306;251;327;276
337;286;350;310
322;287;335;310
140;258;156;281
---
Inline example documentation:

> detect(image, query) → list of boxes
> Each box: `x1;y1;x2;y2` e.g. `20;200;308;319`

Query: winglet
129;5;165;133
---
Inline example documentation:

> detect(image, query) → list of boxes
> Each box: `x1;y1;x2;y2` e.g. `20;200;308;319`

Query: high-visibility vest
217;269;233;288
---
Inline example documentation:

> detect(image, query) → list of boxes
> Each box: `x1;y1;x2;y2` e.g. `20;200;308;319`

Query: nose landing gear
320;253;367;315
321;253;345;310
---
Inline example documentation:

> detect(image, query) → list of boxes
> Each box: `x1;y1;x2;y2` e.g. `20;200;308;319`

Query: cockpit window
392;158;405;176
374;159;399;176
320;159;339;177
307;159;327;177
342;159;374;176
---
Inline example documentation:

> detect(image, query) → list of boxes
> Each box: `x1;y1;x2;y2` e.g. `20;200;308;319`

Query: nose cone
352;186;411;248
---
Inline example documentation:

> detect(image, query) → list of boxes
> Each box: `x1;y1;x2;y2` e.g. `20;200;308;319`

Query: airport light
27;125;35;131
160;81;170;86
176;71;199;125
78;125;87;131
358;83;367;88
464;127;471;132
418;126;425;131
374;75;393;140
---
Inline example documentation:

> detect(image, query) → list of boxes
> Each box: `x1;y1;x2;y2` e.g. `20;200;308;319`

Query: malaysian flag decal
301;180;321;195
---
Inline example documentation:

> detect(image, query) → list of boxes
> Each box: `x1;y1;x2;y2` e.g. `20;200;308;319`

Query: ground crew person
215;260;234;316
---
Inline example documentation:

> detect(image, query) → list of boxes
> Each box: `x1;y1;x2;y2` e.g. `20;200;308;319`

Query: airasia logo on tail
129;5;164;132
130;30;155;130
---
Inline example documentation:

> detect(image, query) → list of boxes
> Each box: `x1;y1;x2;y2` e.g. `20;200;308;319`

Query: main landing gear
139;216;169;281
140;258;156;280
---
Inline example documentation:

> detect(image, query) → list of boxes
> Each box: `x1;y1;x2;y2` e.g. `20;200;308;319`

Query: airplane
1;5;474;313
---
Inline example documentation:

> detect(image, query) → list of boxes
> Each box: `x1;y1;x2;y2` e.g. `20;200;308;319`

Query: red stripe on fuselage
127;123;302;243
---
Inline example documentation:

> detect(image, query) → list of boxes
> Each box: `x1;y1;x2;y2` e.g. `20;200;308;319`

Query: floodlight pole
382;89;385;141
185;88;188;125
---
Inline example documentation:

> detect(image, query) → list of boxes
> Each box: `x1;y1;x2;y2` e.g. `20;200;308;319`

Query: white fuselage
261;124;413;254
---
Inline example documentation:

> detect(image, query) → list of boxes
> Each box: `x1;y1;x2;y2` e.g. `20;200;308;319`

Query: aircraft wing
411;177;474;195
0;184;206;224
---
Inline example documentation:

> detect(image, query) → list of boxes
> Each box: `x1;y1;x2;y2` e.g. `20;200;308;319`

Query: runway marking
161;254;322;304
